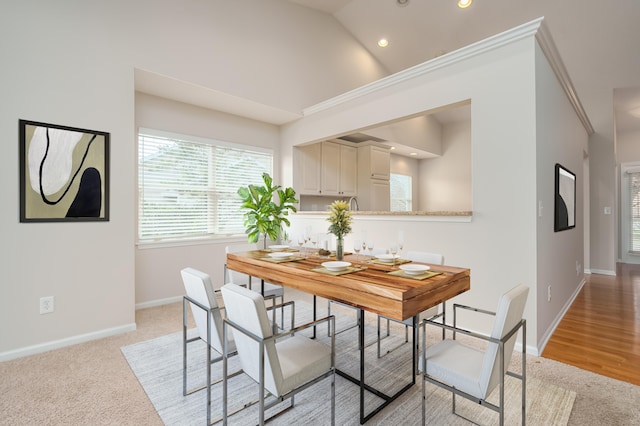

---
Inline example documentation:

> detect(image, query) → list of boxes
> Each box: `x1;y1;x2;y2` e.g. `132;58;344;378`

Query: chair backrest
479;284;529;397
225;243;258;286
180;267;226;353
220;283;283;396
406;251;444;265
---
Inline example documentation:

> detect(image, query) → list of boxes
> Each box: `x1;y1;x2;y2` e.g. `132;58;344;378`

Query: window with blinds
390;173;412;212
625;168;640;254
138;129;272;242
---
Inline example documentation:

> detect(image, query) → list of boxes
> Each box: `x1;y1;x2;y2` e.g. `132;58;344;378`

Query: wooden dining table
226;249;470;424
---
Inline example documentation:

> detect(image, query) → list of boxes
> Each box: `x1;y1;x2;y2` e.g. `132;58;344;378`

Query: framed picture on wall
19;119;110;222
554;163;575;232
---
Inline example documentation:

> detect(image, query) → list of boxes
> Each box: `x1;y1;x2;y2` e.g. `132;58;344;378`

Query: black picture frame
554;163;575;232
19;119;110;222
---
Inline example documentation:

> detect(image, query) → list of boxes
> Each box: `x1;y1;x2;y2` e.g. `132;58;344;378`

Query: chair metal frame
222;299;336;426
183;291;277;425
420;303;527;426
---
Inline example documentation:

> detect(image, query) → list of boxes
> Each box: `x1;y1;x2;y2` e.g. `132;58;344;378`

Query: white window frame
137;128;273;247
390;172;413;212
621;162;640;263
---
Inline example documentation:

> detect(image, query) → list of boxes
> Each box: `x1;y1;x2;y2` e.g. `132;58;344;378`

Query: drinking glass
297;234;305;256
353;239;361;265
362;240;368;262
389;244;398;267
367;240;375;258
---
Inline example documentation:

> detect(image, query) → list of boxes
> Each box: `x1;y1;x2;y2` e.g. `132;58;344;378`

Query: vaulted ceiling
289;0;640;136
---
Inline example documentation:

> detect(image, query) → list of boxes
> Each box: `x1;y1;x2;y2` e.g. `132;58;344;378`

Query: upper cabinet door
339;145;357;196
321;142;341;196
370;146;390;180
294;144;322;195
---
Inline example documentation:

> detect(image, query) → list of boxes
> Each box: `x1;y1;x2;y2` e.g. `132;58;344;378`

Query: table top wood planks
225;251;470;322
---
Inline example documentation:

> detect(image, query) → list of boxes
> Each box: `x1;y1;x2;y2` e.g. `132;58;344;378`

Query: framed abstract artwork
554;163;575;232
19;119;110;222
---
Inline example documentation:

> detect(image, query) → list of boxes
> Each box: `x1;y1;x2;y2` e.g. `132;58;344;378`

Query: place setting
260;249;303;263
311;261;366;276
387;263;443;280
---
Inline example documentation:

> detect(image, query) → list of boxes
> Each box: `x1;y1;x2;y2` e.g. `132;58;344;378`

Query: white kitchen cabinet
295;142;357;197
359;145;390;180
357;145;391;211
322;142;357;196
294;143;322;195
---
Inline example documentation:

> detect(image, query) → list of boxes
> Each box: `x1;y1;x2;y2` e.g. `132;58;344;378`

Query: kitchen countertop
295;210;472;216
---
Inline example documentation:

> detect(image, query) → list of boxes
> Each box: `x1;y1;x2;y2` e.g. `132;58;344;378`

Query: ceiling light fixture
409;152;417;156
458;0;472;8
378;38;389;47
397;0;410;6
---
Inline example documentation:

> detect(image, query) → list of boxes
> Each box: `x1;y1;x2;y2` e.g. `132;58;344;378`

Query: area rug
121;301;575;425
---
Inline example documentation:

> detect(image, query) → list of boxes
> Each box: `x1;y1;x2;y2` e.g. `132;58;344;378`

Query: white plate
268;252;294;259
322;261;351;272
375;254;400;263
399;264;431;275
269;245;289;252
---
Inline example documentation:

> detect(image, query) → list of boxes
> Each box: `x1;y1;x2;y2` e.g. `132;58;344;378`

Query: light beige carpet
121;301;575;425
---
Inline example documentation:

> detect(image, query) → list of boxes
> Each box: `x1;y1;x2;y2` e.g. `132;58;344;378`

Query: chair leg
421;374;426;426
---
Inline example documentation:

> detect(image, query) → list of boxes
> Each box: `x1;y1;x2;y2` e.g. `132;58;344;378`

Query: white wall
418;121;472;211
0;0;387;358
533;44;588;346
282;35;543;351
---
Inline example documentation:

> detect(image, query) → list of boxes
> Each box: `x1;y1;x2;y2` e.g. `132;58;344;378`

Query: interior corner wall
134;93;280;305
533;44;589;348
283;37;542;352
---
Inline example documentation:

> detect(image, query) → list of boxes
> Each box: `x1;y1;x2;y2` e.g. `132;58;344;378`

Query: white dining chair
180;267;241;425
225;243;285;329
420;284;529;425
221;283;336;425
376;251;445;358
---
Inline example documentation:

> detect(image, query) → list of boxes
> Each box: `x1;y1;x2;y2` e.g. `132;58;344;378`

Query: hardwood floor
542;263;640;385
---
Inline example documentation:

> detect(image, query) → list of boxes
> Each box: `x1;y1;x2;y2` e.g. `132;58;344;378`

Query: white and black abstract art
554;163;575;232
19;120;109;222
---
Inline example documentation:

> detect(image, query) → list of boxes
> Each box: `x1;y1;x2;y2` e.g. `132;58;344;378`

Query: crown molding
303;17;593;135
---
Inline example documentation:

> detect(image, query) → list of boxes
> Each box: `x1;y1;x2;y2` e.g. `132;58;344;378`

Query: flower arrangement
327;200;352;239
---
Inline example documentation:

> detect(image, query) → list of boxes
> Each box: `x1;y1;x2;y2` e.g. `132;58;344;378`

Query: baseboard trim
135;295;183;310
589;268;616;276
536;278;586;355
0;323;137;362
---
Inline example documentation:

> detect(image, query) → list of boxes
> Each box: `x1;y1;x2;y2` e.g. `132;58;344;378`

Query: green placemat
311;266;365;276
387;269;443;280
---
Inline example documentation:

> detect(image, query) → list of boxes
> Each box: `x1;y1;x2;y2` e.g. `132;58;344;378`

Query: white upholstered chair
420;284;529;425
376;251;445;358
181;267;239;425
225;243;285;328
221;283;336;425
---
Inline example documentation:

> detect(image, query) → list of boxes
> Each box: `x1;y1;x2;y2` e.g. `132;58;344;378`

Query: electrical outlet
40;296;54;314
547;285;551;302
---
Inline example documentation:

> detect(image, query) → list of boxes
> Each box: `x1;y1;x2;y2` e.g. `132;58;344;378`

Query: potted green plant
327;200;352;260
238;173;298;249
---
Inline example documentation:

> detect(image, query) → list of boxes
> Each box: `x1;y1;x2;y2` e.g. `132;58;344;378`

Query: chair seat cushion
275;335;332;395
419;339;485;399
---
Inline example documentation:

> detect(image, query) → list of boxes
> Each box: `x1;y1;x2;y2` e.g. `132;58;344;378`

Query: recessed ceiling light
409;152;417;156
378;38;389;48
458;0;472;8
390;146;396;150
397;0;409;6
